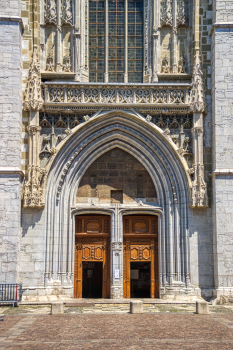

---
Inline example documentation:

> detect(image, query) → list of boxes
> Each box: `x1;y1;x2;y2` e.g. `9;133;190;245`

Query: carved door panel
123;215;159;298
74;215;110;298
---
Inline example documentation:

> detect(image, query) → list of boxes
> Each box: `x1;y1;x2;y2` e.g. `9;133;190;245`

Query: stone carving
44;84;191;105
46;53;55;72
44;0;57;25
24;165;47;208
177;0;188;26
146;114;152;122
161;56;170;73
178;56;186;73
190;49;206;113
63;56;71;72
191;164;207;208
61;0;72;25
23;46;43;111
160;0;173;27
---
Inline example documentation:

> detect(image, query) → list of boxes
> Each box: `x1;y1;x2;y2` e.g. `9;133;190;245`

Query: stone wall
212;0;233;297
0;2;23;282
77;148;157;205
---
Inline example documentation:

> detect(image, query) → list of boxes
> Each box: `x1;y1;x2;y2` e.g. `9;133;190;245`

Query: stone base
130;300;143;314
51;302;64;314
196;301;209;314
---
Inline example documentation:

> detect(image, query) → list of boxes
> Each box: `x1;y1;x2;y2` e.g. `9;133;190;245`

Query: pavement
0;306;233;349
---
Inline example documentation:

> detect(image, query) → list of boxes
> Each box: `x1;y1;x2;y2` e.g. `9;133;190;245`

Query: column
172;0;178;74
0;5;23;283
211;2;233;298
56;0;63;71
74;0;81;81
104;0;109;82
124;0;128;83
110;206;124;299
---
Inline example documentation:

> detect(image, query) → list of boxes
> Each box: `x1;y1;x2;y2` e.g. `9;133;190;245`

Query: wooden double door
123;215;159;298
74;215;110;298
74;214;159;299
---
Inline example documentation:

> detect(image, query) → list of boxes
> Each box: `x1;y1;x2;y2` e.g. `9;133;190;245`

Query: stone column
110;206;123;299
211;1;233;299
104;0;109;83
124;0;128;83
172;0;178;74
56;0;63;72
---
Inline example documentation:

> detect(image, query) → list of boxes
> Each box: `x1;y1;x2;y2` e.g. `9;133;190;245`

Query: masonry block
51;302;64;315
130;301;143;314
196;301;209;315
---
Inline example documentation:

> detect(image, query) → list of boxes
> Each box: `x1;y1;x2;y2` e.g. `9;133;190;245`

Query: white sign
115;269;120;279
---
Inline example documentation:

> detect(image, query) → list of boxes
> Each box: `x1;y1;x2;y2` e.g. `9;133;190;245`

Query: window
89;0;144;83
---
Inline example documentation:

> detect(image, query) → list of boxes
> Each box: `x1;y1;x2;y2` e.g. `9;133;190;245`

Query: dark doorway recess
82;262;103;298
130;262;151;298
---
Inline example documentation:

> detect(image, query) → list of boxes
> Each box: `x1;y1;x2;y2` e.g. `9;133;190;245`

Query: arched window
89;0;143;83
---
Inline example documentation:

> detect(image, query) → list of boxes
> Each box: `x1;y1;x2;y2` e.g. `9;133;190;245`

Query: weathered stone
196;301;209;315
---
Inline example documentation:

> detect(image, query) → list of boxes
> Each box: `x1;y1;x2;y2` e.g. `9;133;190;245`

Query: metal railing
0;283;24;307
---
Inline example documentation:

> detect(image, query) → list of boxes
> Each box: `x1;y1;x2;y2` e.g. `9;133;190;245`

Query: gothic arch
44;111;192;297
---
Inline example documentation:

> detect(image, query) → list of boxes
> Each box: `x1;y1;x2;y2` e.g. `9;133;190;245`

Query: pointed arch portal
44;111;191;298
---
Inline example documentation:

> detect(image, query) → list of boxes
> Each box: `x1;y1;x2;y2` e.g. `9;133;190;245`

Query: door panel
123;215;159;298
74;215;110;298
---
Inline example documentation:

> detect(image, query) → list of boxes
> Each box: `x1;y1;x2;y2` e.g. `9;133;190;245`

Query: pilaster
211;0;233;298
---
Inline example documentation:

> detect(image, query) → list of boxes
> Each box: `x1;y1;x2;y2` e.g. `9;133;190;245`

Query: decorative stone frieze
43;83;191;106
23;46;43;111
190;49;206;113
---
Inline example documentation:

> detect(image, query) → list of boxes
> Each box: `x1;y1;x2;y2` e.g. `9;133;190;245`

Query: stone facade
0;0;232;301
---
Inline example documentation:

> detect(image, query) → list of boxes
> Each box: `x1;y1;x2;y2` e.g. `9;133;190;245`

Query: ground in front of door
1;305;233;349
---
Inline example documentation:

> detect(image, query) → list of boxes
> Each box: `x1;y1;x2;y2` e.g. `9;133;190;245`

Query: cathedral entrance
123;215;159;298
74;215;110;298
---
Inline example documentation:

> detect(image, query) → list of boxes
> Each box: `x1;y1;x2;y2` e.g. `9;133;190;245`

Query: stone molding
0;16;24;32
0;167;24;179
209;22;233;36
43;83;191;107
210;169;233;177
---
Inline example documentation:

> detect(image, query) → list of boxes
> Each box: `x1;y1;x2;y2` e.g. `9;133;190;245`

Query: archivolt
43;111;191;289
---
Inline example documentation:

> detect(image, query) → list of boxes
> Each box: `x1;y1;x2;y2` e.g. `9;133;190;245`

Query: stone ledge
210;169;233;177
0;16;24;32
209;22;233;36
0;167;24;179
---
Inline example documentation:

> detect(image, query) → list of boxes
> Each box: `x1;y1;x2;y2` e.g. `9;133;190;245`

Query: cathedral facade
0;0;233;300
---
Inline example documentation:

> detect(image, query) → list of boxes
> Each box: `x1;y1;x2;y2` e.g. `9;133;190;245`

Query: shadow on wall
21;207;44;237
191;208;214;299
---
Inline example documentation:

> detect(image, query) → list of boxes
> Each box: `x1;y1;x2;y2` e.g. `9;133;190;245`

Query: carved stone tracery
61;0;72;25
44;0;57;25
23;46;43;111
160;0;173;27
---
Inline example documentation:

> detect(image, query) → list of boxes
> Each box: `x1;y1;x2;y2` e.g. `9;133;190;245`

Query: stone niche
76;148;157;204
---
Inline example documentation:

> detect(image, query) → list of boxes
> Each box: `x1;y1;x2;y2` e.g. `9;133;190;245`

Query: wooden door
123;215;159;298
74;215;110;298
